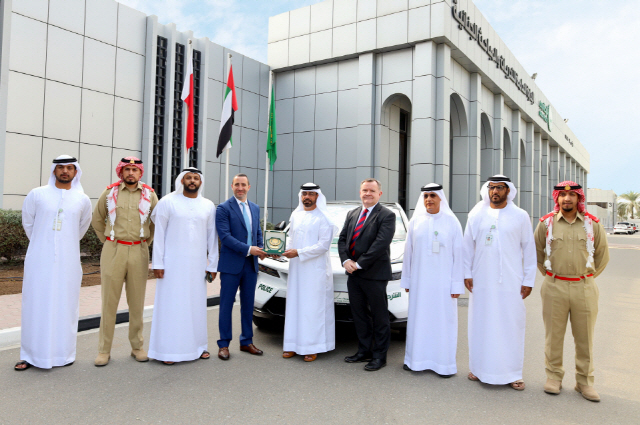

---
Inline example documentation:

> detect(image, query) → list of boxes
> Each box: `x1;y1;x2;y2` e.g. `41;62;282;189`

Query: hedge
0;209;276;262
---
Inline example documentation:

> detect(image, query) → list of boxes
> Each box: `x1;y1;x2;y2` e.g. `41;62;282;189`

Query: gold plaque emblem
130;159;135;164
564;185;571;190
266;237;283;251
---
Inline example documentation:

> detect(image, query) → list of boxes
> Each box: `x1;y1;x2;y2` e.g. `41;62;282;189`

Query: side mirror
274;221;287;231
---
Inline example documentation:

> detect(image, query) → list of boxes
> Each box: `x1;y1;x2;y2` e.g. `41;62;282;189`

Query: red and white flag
181;43;194;151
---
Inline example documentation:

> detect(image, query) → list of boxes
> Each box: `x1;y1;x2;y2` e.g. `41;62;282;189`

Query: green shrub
0;209;28;261
80;225;104;257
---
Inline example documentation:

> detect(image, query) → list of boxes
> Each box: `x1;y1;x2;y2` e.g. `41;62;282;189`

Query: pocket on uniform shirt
551;231;564;250
578;234;588;253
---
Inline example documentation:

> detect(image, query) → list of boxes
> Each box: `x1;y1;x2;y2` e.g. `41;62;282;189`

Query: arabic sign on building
452;0;535;105
538;101;552;132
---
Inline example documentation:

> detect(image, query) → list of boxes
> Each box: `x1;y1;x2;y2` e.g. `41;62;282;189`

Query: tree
618;191;640;219
617;202;628;221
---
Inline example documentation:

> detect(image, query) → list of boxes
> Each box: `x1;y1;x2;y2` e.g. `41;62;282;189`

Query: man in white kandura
401;183;464;377
148;167;218;365
15;155;92;371
281;183;338;362
463;175;536;390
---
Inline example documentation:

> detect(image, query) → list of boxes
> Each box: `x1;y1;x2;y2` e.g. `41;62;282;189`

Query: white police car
253;201;409;330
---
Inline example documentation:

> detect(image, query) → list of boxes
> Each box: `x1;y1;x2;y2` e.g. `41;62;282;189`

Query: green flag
266;85;277;170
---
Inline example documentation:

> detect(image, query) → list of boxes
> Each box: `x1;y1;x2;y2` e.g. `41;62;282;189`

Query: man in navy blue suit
215;174;266;360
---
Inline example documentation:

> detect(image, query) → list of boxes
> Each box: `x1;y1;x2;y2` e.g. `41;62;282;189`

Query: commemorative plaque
263;230;287;255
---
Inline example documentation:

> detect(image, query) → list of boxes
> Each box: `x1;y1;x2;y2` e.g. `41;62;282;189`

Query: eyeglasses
424;193;439;199
488;185;507;192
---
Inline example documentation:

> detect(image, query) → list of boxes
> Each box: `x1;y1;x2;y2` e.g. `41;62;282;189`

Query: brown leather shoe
240;344;263;355
303;354;317;362
283;351;296;358
218;347;230;360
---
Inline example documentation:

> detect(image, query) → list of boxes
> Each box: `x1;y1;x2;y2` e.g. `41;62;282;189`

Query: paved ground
0;234;639;424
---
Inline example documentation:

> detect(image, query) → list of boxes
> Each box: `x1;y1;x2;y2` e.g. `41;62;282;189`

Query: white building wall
3;0;147;208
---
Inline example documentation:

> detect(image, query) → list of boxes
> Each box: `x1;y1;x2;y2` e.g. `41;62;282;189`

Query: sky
118;0;640;195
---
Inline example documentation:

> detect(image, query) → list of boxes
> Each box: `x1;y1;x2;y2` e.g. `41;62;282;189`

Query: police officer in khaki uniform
534;181;609;401
92;157;158;367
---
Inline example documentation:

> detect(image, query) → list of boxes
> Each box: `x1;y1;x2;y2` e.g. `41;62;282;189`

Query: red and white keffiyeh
540;180;597;271
106;157;153;239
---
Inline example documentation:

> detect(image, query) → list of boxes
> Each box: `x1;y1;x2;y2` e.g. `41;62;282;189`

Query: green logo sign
387;292;401;301
539;101;552;131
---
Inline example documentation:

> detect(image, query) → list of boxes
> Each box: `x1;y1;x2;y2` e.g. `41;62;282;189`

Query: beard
184;184;200;193
302;199;315;207
490;194;507;205
561;204;575;212
55;175;72;184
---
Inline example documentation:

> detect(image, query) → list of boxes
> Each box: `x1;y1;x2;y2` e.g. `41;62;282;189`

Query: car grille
259;265;280;278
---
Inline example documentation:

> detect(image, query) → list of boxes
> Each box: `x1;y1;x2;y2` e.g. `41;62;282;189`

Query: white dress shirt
344;202;379;269
235;197;253;256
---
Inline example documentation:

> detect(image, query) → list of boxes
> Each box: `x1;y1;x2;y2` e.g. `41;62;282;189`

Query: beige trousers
98;241;149;354
541;275;599;386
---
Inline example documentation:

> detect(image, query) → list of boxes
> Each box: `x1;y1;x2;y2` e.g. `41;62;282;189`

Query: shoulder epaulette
540;212;555;222
142;183;155;192
106;181;120;189
584;212;600;223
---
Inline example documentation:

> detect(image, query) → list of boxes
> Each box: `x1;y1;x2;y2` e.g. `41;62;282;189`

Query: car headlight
259;265;280;278
391;271;402;281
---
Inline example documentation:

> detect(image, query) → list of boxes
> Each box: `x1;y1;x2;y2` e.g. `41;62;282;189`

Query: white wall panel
314;91;338;131
6;72;44;136
3;134;42;195
85;0;118;45
112;97;143;151
46;26;84;86
80;89;114;147
12;0;49;22
43;81;81;142
79;143;112;198
117;4;147;55
115;49;145;102
294;67;316;97
315;63;338;94
49;0;85;34
289;6;310;38
83;38;116;94
9;14;47;77
311;1;333;33
332;23;356;57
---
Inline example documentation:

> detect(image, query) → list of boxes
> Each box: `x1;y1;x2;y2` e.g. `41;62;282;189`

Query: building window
152;36;168;198
398;109;409;212
171;43;185;191
189;49;201;168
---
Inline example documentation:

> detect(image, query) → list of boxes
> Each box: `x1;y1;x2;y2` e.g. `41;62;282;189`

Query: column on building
357;53;376;184
540;137;550;214
549;145;560;210
467;73;483;218
520;119;534;216
559;150;566;182
493;94;505;176
409;41;451;214
532;129;542;222
509;111;521;206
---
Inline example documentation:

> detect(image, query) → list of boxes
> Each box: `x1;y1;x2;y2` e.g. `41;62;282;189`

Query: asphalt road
1;234;639;424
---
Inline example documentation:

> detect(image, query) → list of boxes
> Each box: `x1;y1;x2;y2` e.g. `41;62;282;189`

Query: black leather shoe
364;359;387;371
403;364;412;371
344;352;373;363
437;373;454;378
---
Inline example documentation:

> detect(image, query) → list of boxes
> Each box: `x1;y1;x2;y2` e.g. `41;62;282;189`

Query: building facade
0;0;590;228
587;189;617;230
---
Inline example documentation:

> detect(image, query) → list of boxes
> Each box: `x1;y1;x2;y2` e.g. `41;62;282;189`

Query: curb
0;295;220;350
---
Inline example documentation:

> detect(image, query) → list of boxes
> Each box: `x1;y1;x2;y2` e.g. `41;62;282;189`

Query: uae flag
181;45;194;151
216;65;238;157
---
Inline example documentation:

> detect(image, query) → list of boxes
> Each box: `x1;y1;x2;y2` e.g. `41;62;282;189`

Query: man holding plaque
281;183;338;362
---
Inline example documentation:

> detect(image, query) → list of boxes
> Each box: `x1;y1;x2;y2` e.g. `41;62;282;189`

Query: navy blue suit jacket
216;197;263;274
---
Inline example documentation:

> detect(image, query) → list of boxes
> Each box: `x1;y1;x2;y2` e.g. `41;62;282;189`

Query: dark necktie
350;208;369;257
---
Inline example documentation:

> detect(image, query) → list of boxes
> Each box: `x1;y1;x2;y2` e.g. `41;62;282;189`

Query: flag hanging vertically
181;42;194;151
216;65;238;157
266;85;277;170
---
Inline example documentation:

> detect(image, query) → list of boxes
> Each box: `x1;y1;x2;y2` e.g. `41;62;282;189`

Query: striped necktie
350;208;369;257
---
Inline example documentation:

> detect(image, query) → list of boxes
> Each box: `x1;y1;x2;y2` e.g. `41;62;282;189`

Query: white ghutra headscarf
291;182;339;236
411;183;457;221
468;174;517;218
49;155;84;193
173;167;205;198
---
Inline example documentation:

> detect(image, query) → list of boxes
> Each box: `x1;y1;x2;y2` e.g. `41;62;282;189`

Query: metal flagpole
225;53;232;199
183;39;193;170
263;71;273;236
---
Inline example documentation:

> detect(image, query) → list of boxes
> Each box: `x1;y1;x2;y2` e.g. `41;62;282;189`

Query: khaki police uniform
92;182;158;354
534;211;609;386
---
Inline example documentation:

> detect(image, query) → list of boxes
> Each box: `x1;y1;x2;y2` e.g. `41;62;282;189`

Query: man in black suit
338;178;396;371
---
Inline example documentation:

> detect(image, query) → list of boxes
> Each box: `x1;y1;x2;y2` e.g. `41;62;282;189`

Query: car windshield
324;204;407;255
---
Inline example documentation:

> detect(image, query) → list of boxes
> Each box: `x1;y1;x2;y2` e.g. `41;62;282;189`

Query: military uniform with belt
92;180;158;364
534;198;609;400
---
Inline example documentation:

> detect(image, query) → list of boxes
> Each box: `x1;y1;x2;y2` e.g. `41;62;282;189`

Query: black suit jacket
338;203;396;281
